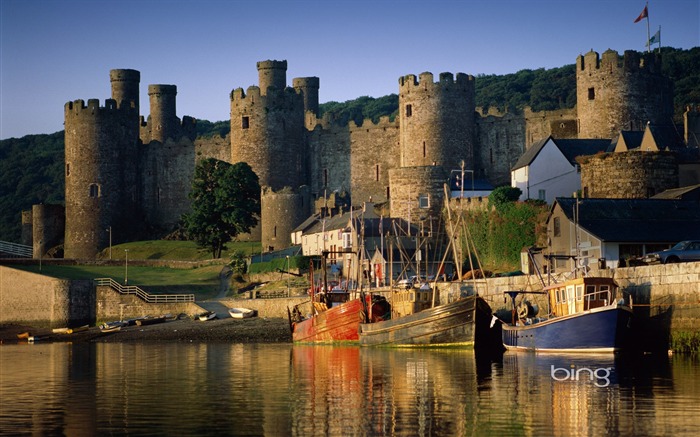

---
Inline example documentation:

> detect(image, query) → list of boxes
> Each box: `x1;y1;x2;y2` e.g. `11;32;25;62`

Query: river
1;343;699;436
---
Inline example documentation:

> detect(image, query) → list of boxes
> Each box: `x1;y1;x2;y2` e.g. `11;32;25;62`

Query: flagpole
646;2;651;53
657;25;661;53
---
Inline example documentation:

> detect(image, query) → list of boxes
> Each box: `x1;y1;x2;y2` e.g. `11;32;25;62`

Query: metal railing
0;240;33;258
95;277;195;303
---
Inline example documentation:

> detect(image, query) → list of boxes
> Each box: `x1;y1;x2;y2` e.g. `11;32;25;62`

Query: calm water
1;343;699;436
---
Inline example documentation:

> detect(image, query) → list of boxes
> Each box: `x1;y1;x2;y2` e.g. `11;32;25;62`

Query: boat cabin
391;287;434;318
547;276;619;317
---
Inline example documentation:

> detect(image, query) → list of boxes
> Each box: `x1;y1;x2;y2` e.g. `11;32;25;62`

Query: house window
342;232;352;249
553;217;561;237
89;184;100;198
405;104;412;117
418;195;429;209
588;88;595;100
538;189;546;201
242;116;249;129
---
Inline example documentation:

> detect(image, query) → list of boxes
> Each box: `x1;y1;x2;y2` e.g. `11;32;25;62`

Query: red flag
634;5;648;23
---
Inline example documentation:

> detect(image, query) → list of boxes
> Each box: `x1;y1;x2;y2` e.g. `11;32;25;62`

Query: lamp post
106;226;112;260
124;249;129;285
286;255;290;297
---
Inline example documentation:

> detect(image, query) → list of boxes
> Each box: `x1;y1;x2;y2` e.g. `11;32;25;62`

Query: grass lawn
7;240;265;300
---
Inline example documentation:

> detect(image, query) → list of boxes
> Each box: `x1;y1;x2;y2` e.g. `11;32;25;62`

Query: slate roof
647;124;685;151
512;136;612;171
554;197;700;243
651;184;700;201
614;131;644;151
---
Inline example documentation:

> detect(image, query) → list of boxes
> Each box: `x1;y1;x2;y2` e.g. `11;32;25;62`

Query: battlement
577;49;662;74
230;85;302;109
110;69;140;83
292;77;320;89
398;71;474;92
348;115;397;129
148;84;177;96
65;98;134;115
257;60;287;71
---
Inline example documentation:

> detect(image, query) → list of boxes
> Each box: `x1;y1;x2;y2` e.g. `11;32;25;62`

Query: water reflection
1;343;699;436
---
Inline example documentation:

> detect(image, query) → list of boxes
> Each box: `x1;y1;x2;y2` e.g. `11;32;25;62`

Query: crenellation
54;49;680;257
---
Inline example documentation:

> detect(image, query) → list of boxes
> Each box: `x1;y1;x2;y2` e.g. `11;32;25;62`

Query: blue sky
1;0;698;139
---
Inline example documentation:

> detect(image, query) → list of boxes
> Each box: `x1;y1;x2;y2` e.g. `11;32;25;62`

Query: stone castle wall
55;50;678;257
349;117;400;204
580;151;678;198
476;108;526;186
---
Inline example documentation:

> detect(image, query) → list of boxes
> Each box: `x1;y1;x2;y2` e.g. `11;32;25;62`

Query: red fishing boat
289;291;369;343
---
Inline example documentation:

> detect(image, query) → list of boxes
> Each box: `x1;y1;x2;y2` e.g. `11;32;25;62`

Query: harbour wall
2;262;698;345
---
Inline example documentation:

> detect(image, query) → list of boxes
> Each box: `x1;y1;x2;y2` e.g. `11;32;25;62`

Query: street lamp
124;249;129;285
286;255;290;297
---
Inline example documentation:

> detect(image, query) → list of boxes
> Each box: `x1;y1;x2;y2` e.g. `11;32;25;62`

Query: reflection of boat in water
501;276;633;353
358;286;498;349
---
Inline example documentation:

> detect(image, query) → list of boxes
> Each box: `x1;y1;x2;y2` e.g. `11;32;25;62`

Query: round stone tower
580;151;678;198
293;76;320;116
230;61;305;190
260;186;312;251
398;72;476;170
32;204;65;258
110;69;140;113
230;60;308;246
389;166;448;226
257;60;287;94
147;84;179;143
576;49;674;139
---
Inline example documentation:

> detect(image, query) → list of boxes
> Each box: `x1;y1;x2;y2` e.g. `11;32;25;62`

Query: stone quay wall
0;266;94;328
95;285;203;322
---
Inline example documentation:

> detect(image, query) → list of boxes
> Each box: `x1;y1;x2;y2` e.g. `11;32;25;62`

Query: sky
1;0;698;139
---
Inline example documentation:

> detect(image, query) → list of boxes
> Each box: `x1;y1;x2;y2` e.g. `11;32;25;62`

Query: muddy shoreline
0;316;292;345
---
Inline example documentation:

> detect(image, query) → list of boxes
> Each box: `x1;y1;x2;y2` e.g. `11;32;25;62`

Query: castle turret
257;60;287;94
684;105;700;148
261;186;312;251
398;72;476;170
110;69;140;112
293;76;320;116
576;49;674;138
64;84;141;258
147;84;179;143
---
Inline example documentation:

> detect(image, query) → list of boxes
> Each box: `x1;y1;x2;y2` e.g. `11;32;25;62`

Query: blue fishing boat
501;276;634;353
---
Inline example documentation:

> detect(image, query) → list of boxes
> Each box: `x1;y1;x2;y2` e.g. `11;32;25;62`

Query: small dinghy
228;308;257;319
198;311;217;321
99;321;126;333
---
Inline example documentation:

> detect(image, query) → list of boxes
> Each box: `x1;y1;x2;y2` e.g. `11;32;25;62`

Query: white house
511;136;611;204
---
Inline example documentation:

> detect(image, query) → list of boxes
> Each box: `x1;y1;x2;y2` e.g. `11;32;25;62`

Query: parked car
641;240;700;264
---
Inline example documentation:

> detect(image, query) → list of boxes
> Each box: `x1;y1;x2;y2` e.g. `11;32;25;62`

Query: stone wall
580;151;678;198
220;296;307;319
0;266;94;327
349;117;400;204
96;285;202;322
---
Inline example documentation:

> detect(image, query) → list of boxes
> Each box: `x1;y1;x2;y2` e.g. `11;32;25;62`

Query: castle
29;49;694;259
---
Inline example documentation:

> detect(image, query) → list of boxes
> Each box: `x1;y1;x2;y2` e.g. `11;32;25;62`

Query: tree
182;158;260;258
489;186;522;211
